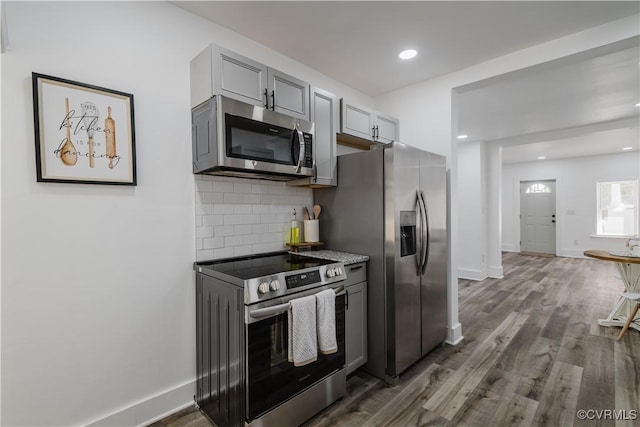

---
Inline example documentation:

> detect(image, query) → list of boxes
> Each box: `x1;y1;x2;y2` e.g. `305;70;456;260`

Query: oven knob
336;267;343;276
258;282;270;294
269;280;280;291
326;269;334;278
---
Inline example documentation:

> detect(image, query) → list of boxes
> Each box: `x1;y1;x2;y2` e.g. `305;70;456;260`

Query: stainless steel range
194;251;347;427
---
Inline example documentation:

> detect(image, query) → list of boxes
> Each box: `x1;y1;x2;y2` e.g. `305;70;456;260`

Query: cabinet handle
345;289;349;310
372;126;376;140
313;163;317;183
271;90;275;111
263;89;269;108
349;265;363;272
376;125;379;140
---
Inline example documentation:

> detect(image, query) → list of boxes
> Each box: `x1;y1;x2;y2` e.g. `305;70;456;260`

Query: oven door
245;289;346;422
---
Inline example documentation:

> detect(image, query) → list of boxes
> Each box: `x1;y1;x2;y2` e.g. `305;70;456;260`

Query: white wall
457;141;487;280
0;2;370;426
373;15;639;344
502;152;639;257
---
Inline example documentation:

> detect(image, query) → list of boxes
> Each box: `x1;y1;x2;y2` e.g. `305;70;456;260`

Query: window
596;180;639;236
525;183;551;193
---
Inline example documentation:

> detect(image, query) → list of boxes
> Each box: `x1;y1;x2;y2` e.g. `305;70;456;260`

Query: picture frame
32;73;137;185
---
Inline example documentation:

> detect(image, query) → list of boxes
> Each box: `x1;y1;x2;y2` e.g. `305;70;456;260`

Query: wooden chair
616;292;640;341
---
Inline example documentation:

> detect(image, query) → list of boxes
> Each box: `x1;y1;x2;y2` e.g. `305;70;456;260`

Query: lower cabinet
345;263;367;374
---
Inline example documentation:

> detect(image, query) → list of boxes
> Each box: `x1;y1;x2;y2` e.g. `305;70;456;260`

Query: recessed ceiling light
636;102;640;107
399;49;417;60
537;156;546;160
622;146;633;150
457;134;468;139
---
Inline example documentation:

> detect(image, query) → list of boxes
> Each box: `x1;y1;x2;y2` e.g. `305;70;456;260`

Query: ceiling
173;1;640;162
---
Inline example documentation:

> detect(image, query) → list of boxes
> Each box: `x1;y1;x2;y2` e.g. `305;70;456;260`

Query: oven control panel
244;262;346;304
286;271;321;289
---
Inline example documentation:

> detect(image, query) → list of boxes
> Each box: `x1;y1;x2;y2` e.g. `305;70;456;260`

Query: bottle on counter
290;209;300;244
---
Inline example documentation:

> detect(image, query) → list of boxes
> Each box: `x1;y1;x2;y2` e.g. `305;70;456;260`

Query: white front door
520;180;556;254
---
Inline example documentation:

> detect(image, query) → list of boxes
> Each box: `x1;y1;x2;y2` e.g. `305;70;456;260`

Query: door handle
420;190;430;275
416;190;427;276
293;123;305;173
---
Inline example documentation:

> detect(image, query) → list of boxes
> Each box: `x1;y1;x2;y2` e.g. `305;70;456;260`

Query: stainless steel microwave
192;95;314;180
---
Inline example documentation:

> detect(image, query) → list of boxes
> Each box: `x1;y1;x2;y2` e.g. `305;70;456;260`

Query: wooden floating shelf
286;242;324;252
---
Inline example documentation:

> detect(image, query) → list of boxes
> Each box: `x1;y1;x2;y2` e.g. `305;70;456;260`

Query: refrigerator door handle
416;190;427;275
420;190;431;275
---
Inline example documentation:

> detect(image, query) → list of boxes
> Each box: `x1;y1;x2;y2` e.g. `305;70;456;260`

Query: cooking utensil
105;106;117;169
81;102;98;168
313;204;322;219
303;206;311;220
60;98;78;166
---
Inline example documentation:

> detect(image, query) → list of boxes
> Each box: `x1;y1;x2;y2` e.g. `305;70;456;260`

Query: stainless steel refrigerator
314;141;448;382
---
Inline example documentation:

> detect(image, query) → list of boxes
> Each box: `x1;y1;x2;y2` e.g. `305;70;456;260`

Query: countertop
293;249;369;266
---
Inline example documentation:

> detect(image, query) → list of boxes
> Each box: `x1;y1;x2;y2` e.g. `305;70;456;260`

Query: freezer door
419;151;448;355
384;142;422;377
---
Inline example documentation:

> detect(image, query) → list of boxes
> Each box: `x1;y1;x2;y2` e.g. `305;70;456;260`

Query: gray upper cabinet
340;99;399;144
268;68;309;121
214;46;269;107
374;111;400;144
288;86;338;187
190;44;309;121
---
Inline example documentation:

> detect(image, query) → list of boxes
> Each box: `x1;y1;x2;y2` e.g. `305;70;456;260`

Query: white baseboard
488;265;504;279
458;268;487;281
502;243;517;252
560;249;587;258
446;322;463;345
88;380;195;427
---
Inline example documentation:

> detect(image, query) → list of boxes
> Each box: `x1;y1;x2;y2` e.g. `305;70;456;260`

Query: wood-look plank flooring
152;253;640;427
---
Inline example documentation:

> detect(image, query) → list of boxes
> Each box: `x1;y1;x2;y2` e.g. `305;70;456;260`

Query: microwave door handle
294;124;305;173
420;190;431;275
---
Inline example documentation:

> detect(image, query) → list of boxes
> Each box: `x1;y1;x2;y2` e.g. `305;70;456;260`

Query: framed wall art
32;73;137;185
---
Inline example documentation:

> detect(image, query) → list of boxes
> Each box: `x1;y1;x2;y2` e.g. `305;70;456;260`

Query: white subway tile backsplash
233;225;253;235
213;181;234;193
214;225;235;237
202;215;223;226
195;176;312;260
251;224;270;234
225;235;244;247
203;237;224;250
223;214;244;225
196;226;214;239
213;204;234;215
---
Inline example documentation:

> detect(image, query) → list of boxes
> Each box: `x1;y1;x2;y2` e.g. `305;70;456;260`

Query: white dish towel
316;289;337;355
287;294;318;367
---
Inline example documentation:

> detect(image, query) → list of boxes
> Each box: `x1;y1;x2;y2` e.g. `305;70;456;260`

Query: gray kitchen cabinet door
341;100;375;141
310;87;338;185
374;112;399;144
191;98;218;173
213;45;269;108
268;68;310;121
346;281;367;374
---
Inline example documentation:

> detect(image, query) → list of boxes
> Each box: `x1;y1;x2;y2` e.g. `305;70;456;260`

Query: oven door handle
249;286;346;320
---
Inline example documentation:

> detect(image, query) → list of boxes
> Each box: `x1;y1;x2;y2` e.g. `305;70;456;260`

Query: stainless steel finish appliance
314;141;448;382
194;252;347;427
192;95;315;180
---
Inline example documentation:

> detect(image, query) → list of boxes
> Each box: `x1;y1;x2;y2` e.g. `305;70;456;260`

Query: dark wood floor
153;253;639;427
